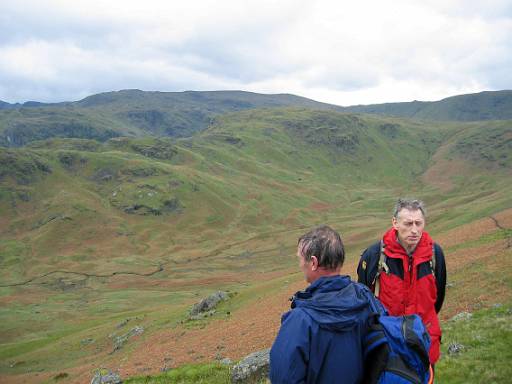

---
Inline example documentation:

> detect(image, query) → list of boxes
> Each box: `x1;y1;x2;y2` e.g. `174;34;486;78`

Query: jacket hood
292;275;371;332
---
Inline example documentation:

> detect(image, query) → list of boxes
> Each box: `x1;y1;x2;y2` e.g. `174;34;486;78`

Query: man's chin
406;240;419;248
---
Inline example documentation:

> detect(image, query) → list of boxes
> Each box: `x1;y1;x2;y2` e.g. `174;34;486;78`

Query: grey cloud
0;1;511;104
299;67;380;92
0;5;118;49
0;1;308;102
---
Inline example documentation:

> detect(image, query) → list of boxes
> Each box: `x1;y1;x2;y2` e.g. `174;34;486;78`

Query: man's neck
397;237;417;255
308;269;340;284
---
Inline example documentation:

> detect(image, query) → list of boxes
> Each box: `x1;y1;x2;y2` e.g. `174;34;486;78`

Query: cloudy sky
1;0;511;106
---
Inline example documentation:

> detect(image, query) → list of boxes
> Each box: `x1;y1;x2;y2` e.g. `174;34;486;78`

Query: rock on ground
450;312;473;321
447;342;465;355
90;369;122;384
231;348;270;384
190;291;229;317
113;326;144;351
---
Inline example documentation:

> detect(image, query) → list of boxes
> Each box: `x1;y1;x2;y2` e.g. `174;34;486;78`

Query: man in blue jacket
270;225;377;384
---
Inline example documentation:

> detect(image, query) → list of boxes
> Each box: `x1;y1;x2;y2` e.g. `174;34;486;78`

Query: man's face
392;208;425;250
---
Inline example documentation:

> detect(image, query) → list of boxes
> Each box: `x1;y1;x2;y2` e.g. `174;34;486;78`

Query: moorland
0;90;511;383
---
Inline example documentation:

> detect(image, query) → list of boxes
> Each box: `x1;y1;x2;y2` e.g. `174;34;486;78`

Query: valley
0;91;511;383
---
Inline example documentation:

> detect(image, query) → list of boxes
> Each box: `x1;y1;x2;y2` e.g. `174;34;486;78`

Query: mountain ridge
344;90;512;121
0;90;344;146
1;89;511;147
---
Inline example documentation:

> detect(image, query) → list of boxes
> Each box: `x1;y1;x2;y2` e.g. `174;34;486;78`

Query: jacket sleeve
357;241;380;290
269;309;311;384
434;243;447;313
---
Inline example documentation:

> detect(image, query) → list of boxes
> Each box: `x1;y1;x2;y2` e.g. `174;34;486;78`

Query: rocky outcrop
231;349;270;384
189;291;229;319
112;326;144;352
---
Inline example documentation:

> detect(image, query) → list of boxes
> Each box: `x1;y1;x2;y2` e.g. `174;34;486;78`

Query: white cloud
0;0;511;104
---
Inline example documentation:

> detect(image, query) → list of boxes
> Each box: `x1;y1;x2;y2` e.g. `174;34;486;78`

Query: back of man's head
298;225;345;270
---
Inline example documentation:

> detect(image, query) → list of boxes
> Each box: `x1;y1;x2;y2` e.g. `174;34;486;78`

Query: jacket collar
383;228;433;263
291;275;351;307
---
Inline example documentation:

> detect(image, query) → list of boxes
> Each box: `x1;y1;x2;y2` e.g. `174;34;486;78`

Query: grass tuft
124;363;231;384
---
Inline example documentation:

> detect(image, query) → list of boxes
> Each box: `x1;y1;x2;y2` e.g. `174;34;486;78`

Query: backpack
361;289;433;384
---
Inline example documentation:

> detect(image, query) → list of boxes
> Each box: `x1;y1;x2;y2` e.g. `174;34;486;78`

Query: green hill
0;107;510;383
344;90;512;121
7;108;509;282
0;90;342;147
1;107;510;293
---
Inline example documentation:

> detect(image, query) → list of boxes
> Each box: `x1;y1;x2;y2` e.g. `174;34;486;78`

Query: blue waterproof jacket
269;275;375;384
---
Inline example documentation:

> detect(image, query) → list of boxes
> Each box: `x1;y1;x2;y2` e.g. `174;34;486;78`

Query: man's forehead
397;208;424;220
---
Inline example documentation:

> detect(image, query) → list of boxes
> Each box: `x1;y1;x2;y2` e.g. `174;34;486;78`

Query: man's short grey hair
298;225;345;270
393;198;426;218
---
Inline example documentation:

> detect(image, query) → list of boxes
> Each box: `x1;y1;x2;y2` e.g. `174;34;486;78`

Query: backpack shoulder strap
374;240;389;298
430;243;437;277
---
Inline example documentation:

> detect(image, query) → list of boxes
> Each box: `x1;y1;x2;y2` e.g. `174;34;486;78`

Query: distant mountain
76;89;340;110
344;90;512;121
0;100;55;109
0;100;14;109
1;89;511;147
0;90;342;146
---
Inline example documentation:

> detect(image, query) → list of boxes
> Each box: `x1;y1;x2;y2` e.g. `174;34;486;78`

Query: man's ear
392;216;398;230
311;255;319;271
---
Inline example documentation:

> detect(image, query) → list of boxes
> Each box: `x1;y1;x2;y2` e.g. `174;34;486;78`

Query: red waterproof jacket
357;228;447;364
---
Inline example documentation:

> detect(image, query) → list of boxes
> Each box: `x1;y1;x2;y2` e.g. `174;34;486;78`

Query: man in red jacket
357;198;446;365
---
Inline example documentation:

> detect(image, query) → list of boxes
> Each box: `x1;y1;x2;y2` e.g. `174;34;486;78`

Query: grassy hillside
122;303;512;384
344;90;512;121
0;90;342;147
0;107;510;383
